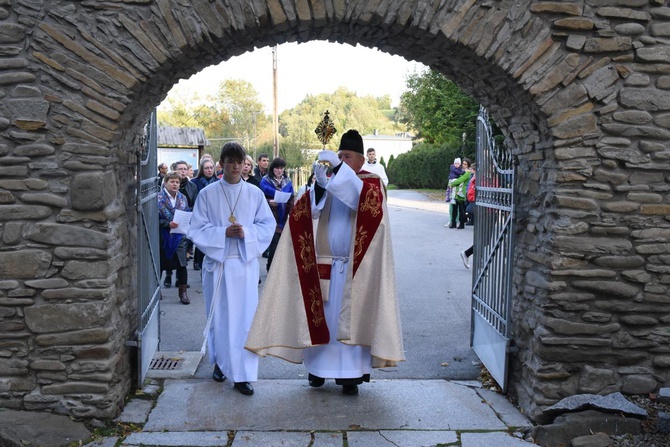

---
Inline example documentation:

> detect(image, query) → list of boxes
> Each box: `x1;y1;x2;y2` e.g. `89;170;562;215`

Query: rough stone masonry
0;0;668;423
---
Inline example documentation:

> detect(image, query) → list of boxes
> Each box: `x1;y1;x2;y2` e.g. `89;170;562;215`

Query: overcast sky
165;41;427;114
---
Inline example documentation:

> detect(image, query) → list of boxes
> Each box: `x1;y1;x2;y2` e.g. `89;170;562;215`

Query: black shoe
342;384;358;395
234;382;254;396
457;224;465;229
448;223;456;228
193;262;201;271
163;275;172;288
212;365;226;382
308;373;325;388
466;222;474;226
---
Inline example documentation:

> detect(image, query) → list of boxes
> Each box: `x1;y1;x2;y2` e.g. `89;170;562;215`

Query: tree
278;87;406;154
397;69;479;153
208;79;269;149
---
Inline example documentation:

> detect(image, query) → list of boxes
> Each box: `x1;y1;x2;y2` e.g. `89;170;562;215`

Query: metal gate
470;106;515;392
129;108;161;387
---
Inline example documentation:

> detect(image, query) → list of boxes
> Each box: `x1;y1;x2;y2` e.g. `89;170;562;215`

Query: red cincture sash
288;193;329;345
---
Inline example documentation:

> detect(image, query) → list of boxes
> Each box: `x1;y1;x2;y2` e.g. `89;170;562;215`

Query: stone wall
0;0;667;421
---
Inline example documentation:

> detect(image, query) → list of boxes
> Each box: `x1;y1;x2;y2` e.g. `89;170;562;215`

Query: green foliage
157;79;271;152
387;142;464;189
278;87;406;152
397;69;479;150
159;82;405;169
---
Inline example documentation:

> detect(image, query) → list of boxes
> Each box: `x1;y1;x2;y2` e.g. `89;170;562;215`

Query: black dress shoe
193;262;201;271
163;275;172;288
342;384;358;395
308;373;325;387
212;365;226;382
234;382;254;396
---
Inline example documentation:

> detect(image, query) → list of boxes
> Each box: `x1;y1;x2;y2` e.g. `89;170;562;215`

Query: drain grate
150;356;184;371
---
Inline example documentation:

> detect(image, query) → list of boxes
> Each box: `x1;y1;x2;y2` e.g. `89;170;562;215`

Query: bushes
388;143;471;189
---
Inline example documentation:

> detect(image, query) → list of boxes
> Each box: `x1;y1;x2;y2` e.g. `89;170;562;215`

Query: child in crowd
445;158;464;204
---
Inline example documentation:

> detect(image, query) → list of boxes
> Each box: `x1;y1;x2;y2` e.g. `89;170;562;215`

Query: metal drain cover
150;356;184;371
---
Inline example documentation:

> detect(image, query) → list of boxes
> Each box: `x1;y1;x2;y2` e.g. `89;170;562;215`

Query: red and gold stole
287;175;384;345
288;193;329;345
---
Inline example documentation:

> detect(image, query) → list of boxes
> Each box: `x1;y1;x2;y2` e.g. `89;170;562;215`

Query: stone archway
0;1;668;421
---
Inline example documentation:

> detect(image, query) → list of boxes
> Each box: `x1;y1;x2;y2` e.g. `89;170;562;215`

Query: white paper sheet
274;190;292;204
170;209;192;234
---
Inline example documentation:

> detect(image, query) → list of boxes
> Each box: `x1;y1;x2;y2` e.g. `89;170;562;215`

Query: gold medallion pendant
228;214;236;224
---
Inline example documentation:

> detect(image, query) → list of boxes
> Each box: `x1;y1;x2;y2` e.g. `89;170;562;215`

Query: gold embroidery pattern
298;233;315;273
354;225;368;259
359;186;382;218
309;287;324;327
292;196;309;221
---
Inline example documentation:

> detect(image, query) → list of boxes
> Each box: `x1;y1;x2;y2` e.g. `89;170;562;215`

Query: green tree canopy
397;69;479;151
279;87;406;152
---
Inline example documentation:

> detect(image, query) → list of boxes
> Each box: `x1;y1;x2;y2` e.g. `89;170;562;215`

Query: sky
164;41;427;114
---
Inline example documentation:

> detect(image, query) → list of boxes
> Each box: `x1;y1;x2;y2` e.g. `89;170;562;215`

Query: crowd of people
155;134;475;397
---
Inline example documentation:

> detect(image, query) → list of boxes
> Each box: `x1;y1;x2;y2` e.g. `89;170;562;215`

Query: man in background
362;147;388;186
157;163;168;186
253;153;270;184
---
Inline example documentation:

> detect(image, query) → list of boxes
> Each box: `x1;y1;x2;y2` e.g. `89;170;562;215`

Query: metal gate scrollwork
131;108;161;387
470;106;515;392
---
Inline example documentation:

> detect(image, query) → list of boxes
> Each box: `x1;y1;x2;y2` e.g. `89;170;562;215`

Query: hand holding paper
170;209;192;234
273;190;292;204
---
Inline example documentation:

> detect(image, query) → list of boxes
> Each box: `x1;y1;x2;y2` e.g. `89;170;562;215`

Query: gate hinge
506;340;519;354
126;339;139;347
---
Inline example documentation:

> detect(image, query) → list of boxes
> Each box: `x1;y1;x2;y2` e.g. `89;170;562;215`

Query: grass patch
414;189;445;202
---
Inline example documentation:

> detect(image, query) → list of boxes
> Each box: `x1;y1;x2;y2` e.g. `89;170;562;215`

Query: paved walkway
85;377;535;447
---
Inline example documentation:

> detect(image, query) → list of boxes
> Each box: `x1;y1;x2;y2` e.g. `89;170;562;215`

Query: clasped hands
226;223;244;239
312;150;341;187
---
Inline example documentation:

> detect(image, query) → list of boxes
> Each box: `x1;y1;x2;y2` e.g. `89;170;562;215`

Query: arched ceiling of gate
30;1;556;154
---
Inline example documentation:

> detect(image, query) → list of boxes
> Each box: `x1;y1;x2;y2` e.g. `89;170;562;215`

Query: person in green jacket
448;158;472;229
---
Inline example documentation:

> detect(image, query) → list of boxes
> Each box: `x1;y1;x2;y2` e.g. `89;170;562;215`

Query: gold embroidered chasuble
245;172;405;368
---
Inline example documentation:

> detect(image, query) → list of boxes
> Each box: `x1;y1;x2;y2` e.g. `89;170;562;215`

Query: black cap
338;129;364;154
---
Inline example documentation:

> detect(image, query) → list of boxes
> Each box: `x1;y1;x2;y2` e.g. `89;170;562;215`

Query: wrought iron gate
130;108;161;387
470;106;515;392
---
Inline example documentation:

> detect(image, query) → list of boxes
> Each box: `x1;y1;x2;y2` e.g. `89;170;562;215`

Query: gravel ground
609;394;670;447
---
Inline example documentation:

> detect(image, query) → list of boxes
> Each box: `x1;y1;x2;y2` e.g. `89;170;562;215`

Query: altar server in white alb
362;147;388;186
246;129;404;396
188;142;275;396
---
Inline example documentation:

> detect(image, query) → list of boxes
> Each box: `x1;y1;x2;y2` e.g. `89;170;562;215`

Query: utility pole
272;45;279;158
252;111;261;161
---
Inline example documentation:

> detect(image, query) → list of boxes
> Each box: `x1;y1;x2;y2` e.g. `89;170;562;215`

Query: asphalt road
158;189;481;381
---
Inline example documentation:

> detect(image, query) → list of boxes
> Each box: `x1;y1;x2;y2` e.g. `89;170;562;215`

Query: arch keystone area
0;1;667;422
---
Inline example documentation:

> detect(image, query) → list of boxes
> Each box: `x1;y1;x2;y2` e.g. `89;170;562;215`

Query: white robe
303;167;372;379
363;161;388;186
188;179;275;382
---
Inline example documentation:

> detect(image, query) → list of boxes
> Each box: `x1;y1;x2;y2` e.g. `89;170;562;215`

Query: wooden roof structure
157;125;209;148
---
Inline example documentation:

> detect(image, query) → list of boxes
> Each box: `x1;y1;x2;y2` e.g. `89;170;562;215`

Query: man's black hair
256;152;269;161
220;142;246;162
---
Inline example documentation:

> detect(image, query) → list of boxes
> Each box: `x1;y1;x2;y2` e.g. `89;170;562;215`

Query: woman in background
259;157;294;272
241;155;260;188
158;171;191;304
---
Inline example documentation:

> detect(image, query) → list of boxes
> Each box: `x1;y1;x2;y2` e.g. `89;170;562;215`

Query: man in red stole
246;129;404;395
